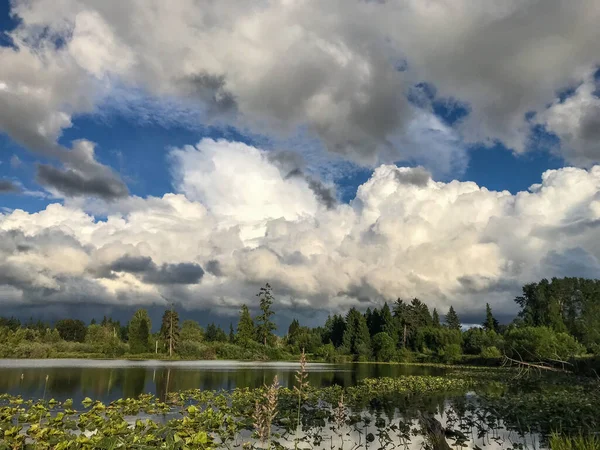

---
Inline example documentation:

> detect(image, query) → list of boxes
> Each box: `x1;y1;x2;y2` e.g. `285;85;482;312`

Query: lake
1;360;596;449
0;359;446;402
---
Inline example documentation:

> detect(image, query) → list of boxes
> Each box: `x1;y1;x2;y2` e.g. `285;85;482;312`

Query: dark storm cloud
0;179;20;193
36;164;129;200
106;255;204;285
143;263;205;285
110;255;154;273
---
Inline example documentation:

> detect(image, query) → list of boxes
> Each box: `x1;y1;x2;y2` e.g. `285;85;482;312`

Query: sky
0;0;600;329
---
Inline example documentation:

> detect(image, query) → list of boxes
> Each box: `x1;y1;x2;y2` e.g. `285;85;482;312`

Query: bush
440;344;462;364
395;347;413;363
480;346;502;358
505;326;585;361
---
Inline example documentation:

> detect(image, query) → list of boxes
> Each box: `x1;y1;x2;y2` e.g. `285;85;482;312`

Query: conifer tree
160;306;180;356
445;306;461;330
129;309;152;354
432;308;441;327
483;303;499;332
256;283;276;346
229;323;235;343
236;304;255;347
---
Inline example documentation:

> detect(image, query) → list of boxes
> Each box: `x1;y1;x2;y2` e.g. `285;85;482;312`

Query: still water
0;359;446;402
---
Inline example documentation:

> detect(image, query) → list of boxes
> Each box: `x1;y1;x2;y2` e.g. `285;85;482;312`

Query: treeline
0;278;597;363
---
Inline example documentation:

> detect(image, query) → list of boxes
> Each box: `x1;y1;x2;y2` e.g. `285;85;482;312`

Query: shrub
505;326;585;361
440;344;462;364
480;346;502;359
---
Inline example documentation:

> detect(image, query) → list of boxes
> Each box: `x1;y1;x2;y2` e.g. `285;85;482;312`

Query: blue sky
0;0;599;325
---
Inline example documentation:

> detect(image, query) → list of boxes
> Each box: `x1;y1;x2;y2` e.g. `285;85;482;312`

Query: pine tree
236;304;255;347
256;283;276;346
483;303;499;332
380;302;397;342
129;309;152;353
445;306;461;330
342;308;371;359
160;306;180;356
229;323;235;343
432;308;441;327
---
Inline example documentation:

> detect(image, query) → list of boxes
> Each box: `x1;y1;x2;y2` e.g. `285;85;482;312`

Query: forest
0;277;598;367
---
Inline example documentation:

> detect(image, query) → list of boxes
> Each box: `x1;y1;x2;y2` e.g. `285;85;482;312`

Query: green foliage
445;306;461;330
342;308;371;359
483;303;499;332
256;283;277;346
550;434;600;450
85;325;125;357
236;304;255;347
55;319;87;342
180;320;204;343
440;343;462;363
462;328;503;355
515;277;600;350
480;346;502;358
372;332;396;362
160;307;180;356
205;323;227;342
505;326;585;361
128;309;152;354
432;308;441;327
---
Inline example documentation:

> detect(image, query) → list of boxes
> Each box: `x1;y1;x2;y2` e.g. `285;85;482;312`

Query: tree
287;318;301;345
205;323;227;342
432;308;441;327
372;332;396;362
324;314;346;348
128;309;152;354
236;305;255;347
380;303;397;342
160;306;180;356
342;308;371;360
483;303;499;332
229;323;235;343
256;283;276;346
180;320;204;343
445;306;461;330
55;319;87;342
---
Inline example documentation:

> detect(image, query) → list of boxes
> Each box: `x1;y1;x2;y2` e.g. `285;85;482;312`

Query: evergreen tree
55;319;87;342
229;323;235;343
90;318;97;325
324;314;346;348
256;283;276;346
432;308;441;327
287;318;301;345
236;304;255;346
128;309;152;354
160;306;180;356
366;307;383;337
205;323;227;342
483;303;499;332
342;308;371;359
445;306;461;330
380;302;397;342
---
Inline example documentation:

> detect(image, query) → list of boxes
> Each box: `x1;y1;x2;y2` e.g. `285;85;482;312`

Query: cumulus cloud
540;71;600;166
2;139;600;324
1;0;598;171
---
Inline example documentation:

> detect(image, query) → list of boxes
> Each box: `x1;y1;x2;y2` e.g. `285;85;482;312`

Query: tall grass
550;434;600;450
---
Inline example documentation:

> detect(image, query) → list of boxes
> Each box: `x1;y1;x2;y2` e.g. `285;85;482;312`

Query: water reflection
0;359;446;402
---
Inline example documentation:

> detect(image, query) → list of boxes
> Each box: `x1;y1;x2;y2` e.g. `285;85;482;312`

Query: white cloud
2;139;600;322
3;0;599;170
